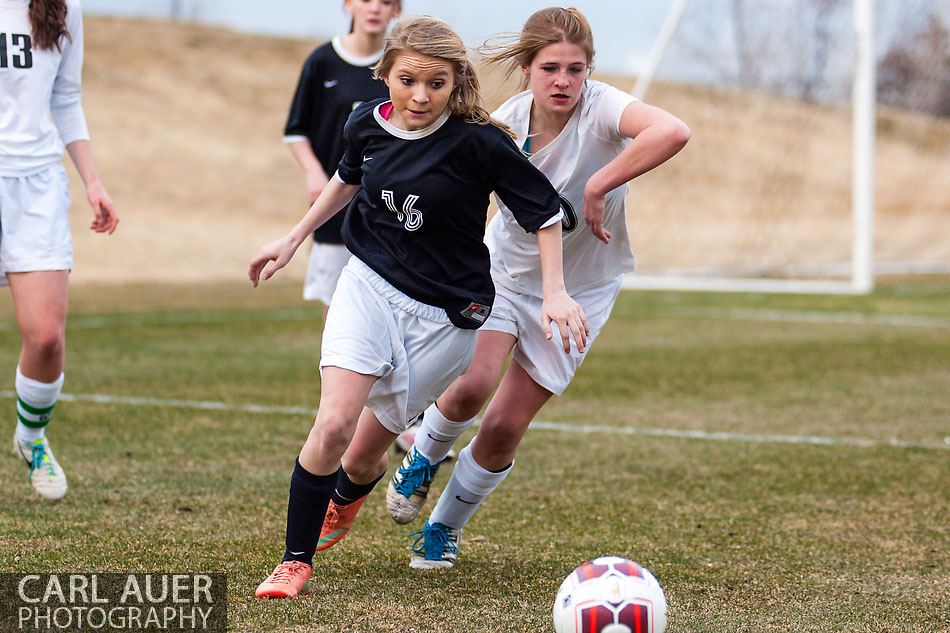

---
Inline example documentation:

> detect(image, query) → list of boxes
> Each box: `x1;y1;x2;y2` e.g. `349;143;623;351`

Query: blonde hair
375;15;514;138
479;7;595;88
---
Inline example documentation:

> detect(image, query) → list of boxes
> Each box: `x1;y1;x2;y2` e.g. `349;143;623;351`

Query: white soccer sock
414;402;476;464
429;441;512;530
15;366;64;444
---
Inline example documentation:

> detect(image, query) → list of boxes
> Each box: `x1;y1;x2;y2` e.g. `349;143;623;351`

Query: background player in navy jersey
249;15;588;598
389;7;691;569
1;0;118;501
284;0;400;320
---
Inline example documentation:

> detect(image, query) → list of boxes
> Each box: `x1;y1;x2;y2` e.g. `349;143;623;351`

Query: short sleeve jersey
0;0;88;177
486;80;638;297
336;99;561;329
283;36;388;243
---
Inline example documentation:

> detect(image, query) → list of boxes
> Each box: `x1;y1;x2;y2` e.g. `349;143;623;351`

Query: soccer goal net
622;0;950;294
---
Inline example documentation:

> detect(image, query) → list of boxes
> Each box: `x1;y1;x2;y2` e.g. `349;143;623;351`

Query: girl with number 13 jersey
1;0;118;502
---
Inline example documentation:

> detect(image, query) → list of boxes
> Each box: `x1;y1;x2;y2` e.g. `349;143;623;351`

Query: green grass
0;277;948;632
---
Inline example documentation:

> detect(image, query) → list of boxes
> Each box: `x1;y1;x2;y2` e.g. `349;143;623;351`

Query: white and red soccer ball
552;556;667;633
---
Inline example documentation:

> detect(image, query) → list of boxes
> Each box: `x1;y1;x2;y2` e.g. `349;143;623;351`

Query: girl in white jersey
284;0;400;320
1;0;118;501
388;7;690;568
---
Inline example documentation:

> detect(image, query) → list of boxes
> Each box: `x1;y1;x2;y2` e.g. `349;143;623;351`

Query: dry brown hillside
67;17;950;284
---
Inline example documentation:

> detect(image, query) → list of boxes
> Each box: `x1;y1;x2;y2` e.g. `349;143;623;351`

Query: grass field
0;277;948;632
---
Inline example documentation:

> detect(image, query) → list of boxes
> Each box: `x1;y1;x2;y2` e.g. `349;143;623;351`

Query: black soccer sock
282;458;336;567
330;466;385;506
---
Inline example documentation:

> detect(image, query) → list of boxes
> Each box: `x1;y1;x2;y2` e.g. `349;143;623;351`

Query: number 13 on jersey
0;33;33;69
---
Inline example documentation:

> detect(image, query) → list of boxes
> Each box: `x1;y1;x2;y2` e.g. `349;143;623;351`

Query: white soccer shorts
483;274;624;396
302;241;352;304
320;257;478;434
0;163;73;286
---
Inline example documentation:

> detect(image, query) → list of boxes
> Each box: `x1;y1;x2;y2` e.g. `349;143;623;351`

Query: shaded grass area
0;277;948;632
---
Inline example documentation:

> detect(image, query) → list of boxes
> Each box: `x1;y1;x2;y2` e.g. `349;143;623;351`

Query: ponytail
29;0;71;52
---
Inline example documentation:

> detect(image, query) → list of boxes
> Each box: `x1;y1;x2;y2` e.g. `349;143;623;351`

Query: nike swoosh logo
427;433;449;443
289;550;306;555
333;489;357;503
455;495;477;505
324;79;338;88
362;156;373;162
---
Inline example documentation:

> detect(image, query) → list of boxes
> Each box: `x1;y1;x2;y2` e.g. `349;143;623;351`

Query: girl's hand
582;184;611;245
541;291;589;354
86;181;118;234
249;234;302;287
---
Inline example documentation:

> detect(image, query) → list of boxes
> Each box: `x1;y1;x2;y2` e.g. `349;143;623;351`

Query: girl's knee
448;372;495;416
341;450;387;482
477;419;521;454
312;411;357;456
23;328;65;362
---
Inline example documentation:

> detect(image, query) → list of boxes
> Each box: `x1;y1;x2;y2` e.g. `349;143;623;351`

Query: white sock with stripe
429;441;513;530
414;402;476;464
15;366;64;444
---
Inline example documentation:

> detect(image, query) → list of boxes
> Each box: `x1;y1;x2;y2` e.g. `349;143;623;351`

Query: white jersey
486;80;637;297
0;0;88;177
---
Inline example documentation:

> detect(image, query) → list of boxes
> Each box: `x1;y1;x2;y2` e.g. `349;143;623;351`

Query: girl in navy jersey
1;0;118;501
284;0;401;319
391;7;690;569
249;15;587;599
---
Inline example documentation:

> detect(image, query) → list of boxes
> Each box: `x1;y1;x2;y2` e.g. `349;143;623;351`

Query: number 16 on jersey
381;190;423;232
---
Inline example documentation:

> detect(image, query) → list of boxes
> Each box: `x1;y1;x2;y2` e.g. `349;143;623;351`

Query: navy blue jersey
284;38;389;243
336;99;561;329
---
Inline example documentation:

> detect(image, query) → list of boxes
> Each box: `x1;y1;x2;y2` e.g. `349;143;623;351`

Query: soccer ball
552;556;667;633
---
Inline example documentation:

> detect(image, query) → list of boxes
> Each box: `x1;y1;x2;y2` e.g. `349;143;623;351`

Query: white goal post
625;0;876;295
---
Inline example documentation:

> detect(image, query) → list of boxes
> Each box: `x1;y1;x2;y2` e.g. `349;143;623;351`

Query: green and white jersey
486;80;637;297
0;0;88;177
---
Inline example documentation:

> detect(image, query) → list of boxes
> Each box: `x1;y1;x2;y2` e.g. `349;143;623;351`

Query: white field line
669;307;950;329
0;308;316;332
3;390;947;451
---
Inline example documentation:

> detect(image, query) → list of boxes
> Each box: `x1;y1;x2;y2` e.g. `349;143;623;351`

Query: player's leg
410;276;624;568
8;270;69;501
418;330;515;462
256;366;375;598
410;360;552;569
387;330;515;524
316;406;395;551
4;165;73;501
378;309;480;525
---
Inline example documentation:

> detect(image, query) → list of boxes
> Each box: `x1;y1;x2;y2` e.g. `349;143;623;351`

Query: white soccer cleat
387;446;440;525
409;521;460;569
13;434;68;501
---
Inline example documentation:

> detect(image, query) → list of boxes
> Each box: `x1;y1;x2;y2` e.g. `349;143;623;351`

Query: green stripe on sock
17;397;55;416
16;411;50;429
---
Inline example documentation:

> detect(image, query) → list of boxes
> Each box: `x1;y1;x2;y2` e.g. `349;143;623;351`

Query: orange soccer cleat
255;561;312;598
315;495;368;551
